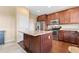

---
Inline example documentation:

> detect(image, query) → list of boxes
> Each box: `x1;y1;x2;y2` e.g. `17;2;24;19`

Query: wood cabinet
40;33;52;52
63;31;71;43
69;7;79;23
47;13;60;24
58;30;78;44
23;33;52;53
70;31;77;44
59;11;65;24
30;36;41;52
47;14;55;21
64;10;70;23
37;7;79;24
76;32;79;45
47;14;55;25
58;30;64;41
37;14;47;21
24;34;30;49
59;7;79;24
59;10;70;24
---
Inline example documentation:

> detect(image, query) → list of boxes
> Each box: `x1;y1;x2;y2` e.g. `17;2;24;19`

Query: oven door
52;30;59;40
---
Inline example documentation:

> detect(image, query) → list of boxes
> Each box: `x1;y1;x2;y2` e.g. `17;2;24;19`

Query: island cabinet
23;32;53;53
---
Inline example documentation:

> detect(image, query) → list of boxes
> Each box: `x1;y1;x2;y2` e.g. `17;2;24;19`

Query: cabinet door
76;37;79;45
63;31;77;44
30;36;41;53
63;31;71;42
55;12;60;19
59;11;65;24
37;15;47;21
40;33;52;52
64;10;70;23
70;7;79;23
47;13;57;25
23;34;30;49
58;30;64;41
47;14;55;21
69;31;77;44
76;32;79;45
59;10;70;24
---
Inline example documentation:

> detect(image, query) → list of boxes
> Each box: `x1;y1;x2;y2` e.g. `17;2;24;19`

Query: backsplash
60;24;79;31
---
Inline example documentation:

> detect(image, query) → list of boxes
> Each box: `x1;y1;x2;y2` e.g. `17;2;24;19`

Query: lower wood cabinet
23;34;30;49
23;33;52;53
76;32;79;45
58;30;79;44
64;31;77;44
40;33;52;52
58;30;64;41
30;36;41;52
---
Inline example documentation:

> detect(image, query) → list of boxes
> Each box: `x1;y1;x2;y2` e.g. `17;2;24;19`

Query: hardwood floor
18;40;76;53
50;40;74;53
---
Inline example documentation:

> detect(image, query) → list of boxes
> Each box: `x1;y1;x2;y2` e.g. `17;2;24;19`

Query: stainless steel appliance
48;19;61;40
35;21;45;31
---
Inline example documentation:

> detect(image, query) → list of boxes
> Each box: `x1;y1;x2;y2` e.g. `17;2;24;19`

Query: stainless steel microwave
50;19;59;25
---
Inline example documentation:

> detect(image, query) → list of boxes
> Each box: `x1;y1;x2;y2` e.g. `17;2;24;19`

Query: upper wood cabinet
64;10;71;23
59;11;65;24
37;14;47;21
47;13;60;24
59;10;70;24
69;7;79;23
47;13;55;21
37;7;79;24
59;7;79;24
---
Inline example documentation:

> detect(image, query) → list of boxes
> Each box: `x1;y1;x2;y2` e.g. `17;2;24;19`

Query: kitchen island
21;31;53;53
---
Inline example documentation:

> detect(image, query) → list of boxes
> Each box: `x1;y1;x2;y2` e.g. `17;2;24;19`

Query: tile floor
0;42;26;53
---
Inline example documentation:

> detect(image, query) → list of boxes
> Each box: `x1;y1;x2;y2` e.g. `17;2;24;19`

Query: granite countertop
19;30;52;36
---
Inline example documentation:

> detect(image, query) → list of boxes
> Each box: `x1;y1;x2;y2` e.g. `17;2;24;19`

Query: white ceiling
26;6;76;16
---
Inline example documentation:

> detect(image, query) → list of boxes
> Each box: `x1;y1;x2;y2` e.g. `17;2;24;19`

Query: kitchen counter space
19;30;52;36
60;29;79;32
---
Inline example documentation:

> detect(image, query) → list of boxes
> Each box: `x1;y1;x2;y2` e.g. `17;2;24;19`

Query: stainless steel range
48;19;61;40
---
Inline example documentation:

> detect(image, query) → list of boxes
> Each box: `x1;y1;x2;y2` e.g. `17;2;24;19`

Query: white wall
0;7;37;43
29;13;37;31
16;7;29;42
16;7;37;42
0;7;16;43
